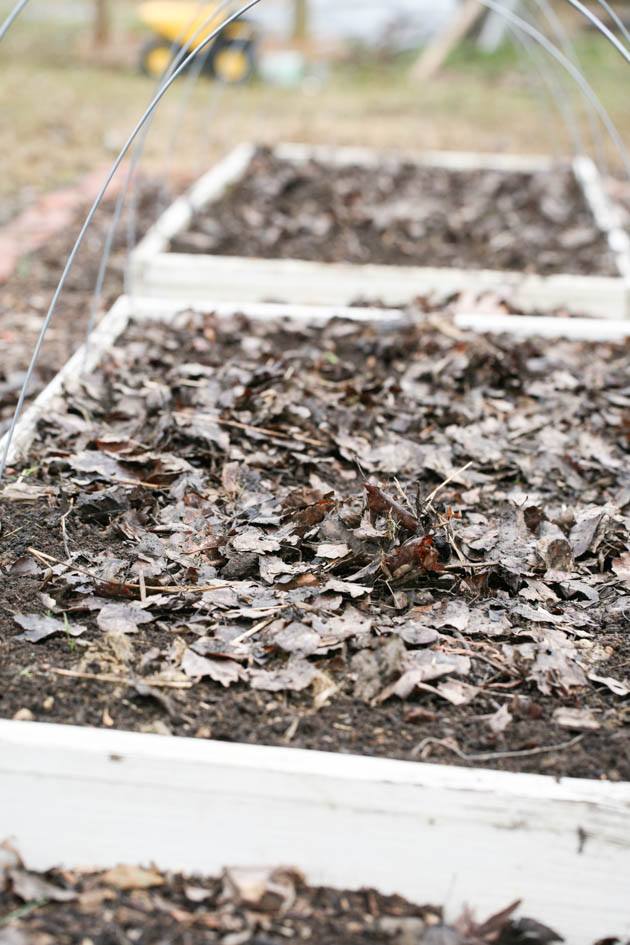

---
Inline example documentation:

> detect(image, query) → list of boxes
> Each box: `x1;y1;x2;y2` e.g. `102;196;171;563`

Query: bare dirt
170;148;618;276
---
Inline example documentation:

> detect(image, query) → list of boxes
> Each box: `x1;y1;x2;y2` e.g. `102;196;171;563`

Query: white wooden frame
129;143;630;319
1;719;629;943
2;296;630;942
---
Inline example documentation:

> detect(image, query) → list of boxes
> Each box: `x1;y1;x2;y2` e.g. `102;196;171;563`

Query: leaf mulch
0;308;629;779
0;847;617;945
0;181;171;436
170;147;617;277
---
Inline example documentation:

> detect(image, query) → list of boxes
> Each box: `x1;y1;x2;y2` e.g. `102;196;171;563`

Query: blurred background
0;0;628;209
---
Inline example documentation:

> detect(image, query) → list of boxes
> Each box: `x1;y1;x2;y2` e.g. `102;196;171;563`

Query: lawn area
0;2;628;203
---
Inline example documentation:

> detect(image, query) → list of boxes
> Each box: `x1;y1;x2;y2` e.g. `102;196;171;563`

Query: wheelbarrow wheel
210;39;256;84
139;38;176;79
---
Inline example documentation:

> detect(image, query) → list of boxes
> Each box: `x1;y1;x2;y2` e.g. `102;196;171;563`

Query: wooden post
410;0;486;82
93;0;111;49
293;0;309;45
477;0;521;52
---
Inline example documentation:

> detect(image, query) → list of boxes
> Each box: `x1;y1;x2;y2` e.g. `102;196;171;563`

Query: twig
59;500;74;560
46;668;192;689
232;615;277;646
411;734;584;762
218;418;324;448
110;477;163;490
26;547;230;595
424;460;473;506
443;560;495;571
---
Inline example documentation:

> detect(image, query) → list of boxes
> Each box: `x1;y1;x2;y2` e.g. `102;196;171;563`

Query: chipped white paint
130;144;630;319
0;720;629;944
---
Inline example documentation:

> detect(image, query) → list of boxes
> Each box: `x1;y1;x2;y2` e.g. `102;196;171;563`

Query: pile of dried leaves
0;844;593;945
0;309;628;778
170;148;617;276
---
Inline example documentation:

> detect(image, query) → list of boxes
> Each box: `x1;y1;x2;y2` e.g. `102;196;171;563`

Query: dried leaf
552;707;600;731
250;658;317;692
9;869;76;902
13;614;86;643
100;865;164;891
96;604;154;635
181;649;245;687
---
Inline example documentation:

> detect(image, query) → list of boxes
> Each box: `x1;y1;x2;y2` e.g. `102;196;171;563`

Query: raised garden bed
1;296;629;942
0;295;628;782
130;144;630;318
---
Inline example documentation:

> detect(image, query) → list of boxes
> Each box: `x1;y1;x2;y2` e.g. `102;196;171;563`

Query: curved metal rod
563;0;630;62
510;17;581;158
593;0;630;45
0;0;30;43
84;0;236;363
0;0;263;479
477;0;630;176
529;0;606;170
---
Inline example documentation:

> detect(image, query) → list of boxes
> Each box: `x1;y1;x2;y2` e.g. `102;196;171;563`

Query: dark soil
1;308;628;780
0;181;171;436
170;148;618;276
1;854;617;945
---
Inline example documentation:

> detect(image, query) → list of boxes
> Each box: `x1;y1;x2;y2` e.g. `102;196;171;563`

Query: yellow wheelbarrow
138;2;257;83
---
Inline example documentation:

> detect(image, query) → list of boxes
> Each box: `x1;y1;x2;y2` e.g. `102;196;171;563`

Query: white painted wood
0;720;628;943
573;155;630;281
130;253;628;319
133;143;256;263
274;141;556;173
456;312;630;339
129;143;630;319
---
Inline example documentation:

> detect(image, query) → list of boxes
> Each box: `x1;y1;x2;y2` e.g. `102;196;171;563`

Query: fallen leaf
101;865;164;891
181;649;245;687
250;658;317;692
552;707;600;731
487;703;513;734
13;614;87;643
9;869;76;902
97;603;154;635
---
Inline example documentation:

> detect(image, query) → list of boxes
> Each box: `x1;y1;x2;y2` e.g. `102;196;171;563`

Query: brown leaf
181;649;245;687
100;865;164;891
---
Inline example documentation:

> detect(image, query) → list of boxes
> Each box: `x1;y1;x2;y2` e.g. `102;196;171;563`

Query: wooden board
1;719;629;944
130;144;630;319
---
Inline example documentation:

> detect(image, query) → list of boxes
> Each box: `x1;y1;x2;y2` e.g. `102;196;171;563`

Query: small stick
26;547;230;595
46;668;192;689
218;418;324;448
232;615;278;646
424;460;473;506
411;733;584;762
59;500;74;560
110;477;163;491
